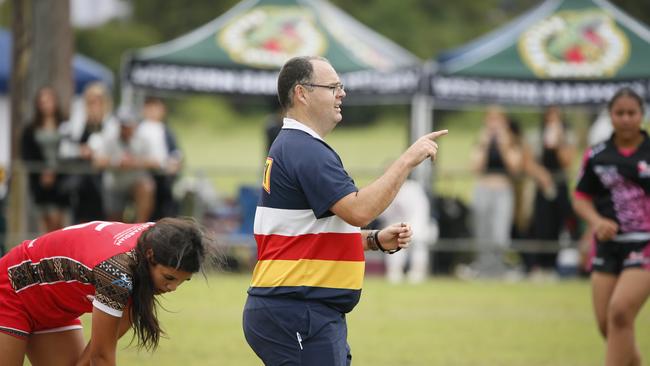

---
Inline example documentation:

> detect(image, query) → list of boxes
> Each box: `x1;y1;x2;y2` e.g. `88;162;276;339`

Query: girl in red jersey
574;88;650;366
0;218;209;366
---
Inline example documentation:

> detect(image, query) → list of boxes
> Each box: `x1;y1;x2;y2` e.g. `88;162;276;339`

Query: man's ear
145;248;154;261
293;84;308;106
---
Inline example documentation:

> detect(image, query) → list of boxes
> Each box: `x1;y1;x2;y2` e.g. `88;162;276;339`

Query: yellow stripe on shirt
250;259;365;290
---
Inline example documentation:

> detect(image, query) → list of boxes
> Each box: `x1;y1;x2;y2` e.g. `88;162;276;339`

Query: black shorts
591;239;650;275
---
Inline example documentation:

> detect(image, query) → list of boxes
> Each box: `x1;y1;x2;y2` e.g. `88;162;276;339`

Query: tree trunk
8;0;31;246
31;0;73;118
8;0;72;245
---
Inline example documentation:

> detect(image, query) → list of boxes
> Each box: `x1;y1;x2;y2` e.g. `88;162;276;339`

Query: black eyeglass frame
301;83;345;95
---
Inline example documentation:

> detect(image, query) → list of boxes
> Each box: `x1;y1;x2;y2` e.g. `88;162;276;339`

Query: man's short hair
144;96;164;106
277;56;329;110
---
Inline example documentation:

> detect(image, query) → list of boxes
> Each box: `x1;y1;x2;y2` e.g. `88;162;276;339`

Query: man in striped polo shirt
243;56;448;365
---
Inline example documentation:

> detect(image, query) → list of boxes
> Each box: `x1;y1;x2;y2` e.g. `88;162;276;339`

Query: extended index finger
425;129;449;140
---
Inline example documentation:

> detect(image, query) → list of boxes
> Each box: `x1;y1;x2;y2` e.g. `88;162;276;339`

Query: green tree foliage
130;0;241;41
0;0;10;28
74;0;242;82
75;21;161;76
330;0;539;59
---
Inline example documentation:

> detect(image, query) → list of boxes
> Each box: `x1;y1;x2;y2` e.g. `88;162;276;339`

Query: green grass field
86;273;650;366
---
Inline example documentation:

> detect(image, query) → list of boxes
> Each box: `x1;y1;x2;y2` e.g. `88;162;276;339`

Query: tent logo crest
218;6;327;69
519;9;629;78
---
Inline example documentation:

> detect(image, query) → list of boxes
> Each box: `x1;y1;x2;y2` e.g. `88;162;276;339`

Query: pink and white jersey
6;221;153;323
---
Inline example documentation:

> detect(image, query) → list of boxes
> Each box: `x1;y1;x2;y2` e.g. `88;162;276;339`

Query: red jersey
2;221;152;331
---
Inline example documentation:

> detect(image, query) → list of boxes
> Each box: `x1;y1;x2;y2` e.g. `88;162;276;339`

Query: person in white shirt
136;97;170;169
59;82;118;223
380;179;436;283
93;110;157;222
137;97;183;219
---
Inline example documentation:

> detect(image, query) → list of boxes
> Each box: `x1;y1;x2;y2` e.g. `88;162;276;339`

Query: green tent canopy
124;0;421;98
431;0;650;106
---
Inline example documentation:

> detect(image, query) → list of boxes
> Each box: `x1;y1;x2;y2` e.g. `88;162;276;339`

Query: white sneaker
386;271;404;284
455;264;478;280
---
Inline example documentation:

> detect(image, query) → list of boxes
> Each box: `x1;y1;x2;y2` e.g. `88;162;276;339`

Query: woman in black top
524;106;576;273
21;87;68;232
468;106;524;277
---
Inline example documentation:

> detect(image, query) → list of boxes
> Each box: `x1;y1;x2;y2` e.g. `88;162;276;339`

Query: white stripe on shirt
254;207;359;236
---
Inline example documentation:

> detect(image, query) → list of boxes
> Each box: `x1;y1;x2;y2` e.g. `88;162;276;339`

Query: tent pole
120;81;134;110
119;81;146;115
409;92;434;193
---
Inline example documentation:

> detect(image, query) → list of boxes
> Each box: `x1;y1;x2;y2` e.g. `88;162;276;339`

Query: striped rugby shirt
248;118;364;313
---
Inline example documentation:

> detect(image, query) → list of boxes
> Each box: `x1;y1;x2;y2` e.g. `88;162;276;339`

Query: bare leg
107;213;123;222
134;177;155;222
591;272;618;337
42;212;55;233
0;332;28;366
407;239;429;284
605;269;650;366
50;209;65;231
42;209;64;232
27;329;85;366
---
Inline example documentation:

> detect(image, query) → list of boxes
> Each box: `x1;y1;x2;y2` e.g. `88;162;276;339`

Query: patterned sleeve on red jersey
92;250;137;317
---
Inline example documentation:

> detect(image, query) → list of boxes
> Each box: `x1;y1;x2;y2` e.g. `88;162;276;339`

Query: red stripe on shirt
255;232;364;261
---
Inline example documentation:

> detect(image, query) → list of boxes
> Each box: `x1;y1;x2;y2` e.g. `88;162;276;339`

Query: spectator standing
59;82;117;223
379;179;435;284
242;56;447;365
93;111;157;222
574;88;650;366
137;97;171;170
20;87;68;232
523;106;576;274
466;106;523;277
138;97;181;219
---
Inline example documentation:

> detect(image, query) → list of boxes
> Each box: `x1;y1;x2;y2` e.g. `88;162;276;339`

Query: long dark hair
131;217;209;350
32;86;65;128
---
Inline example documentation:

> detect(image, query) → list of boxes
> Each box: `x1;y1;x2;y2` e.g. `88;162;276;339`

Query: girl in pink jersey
0;217;209;366
574;88;650;366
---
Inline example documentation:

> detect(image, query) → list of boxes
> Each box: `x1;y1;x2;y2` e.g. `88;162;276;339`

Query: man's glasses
302;83;345;95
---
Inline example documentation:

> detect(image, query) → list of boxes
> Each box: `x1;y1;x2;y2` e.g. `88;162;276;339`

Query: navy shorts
243;295;351;366
592;239;650;275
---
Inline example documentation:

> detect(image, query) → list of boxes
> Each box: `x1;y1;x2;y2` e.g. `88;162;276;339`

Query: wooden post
8;0;72;245
8;0;31;246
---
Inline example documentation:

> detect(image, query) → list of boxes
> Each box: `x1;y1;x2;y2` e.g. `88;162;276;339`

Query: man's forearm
336;158;411;227
357;171;408;215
